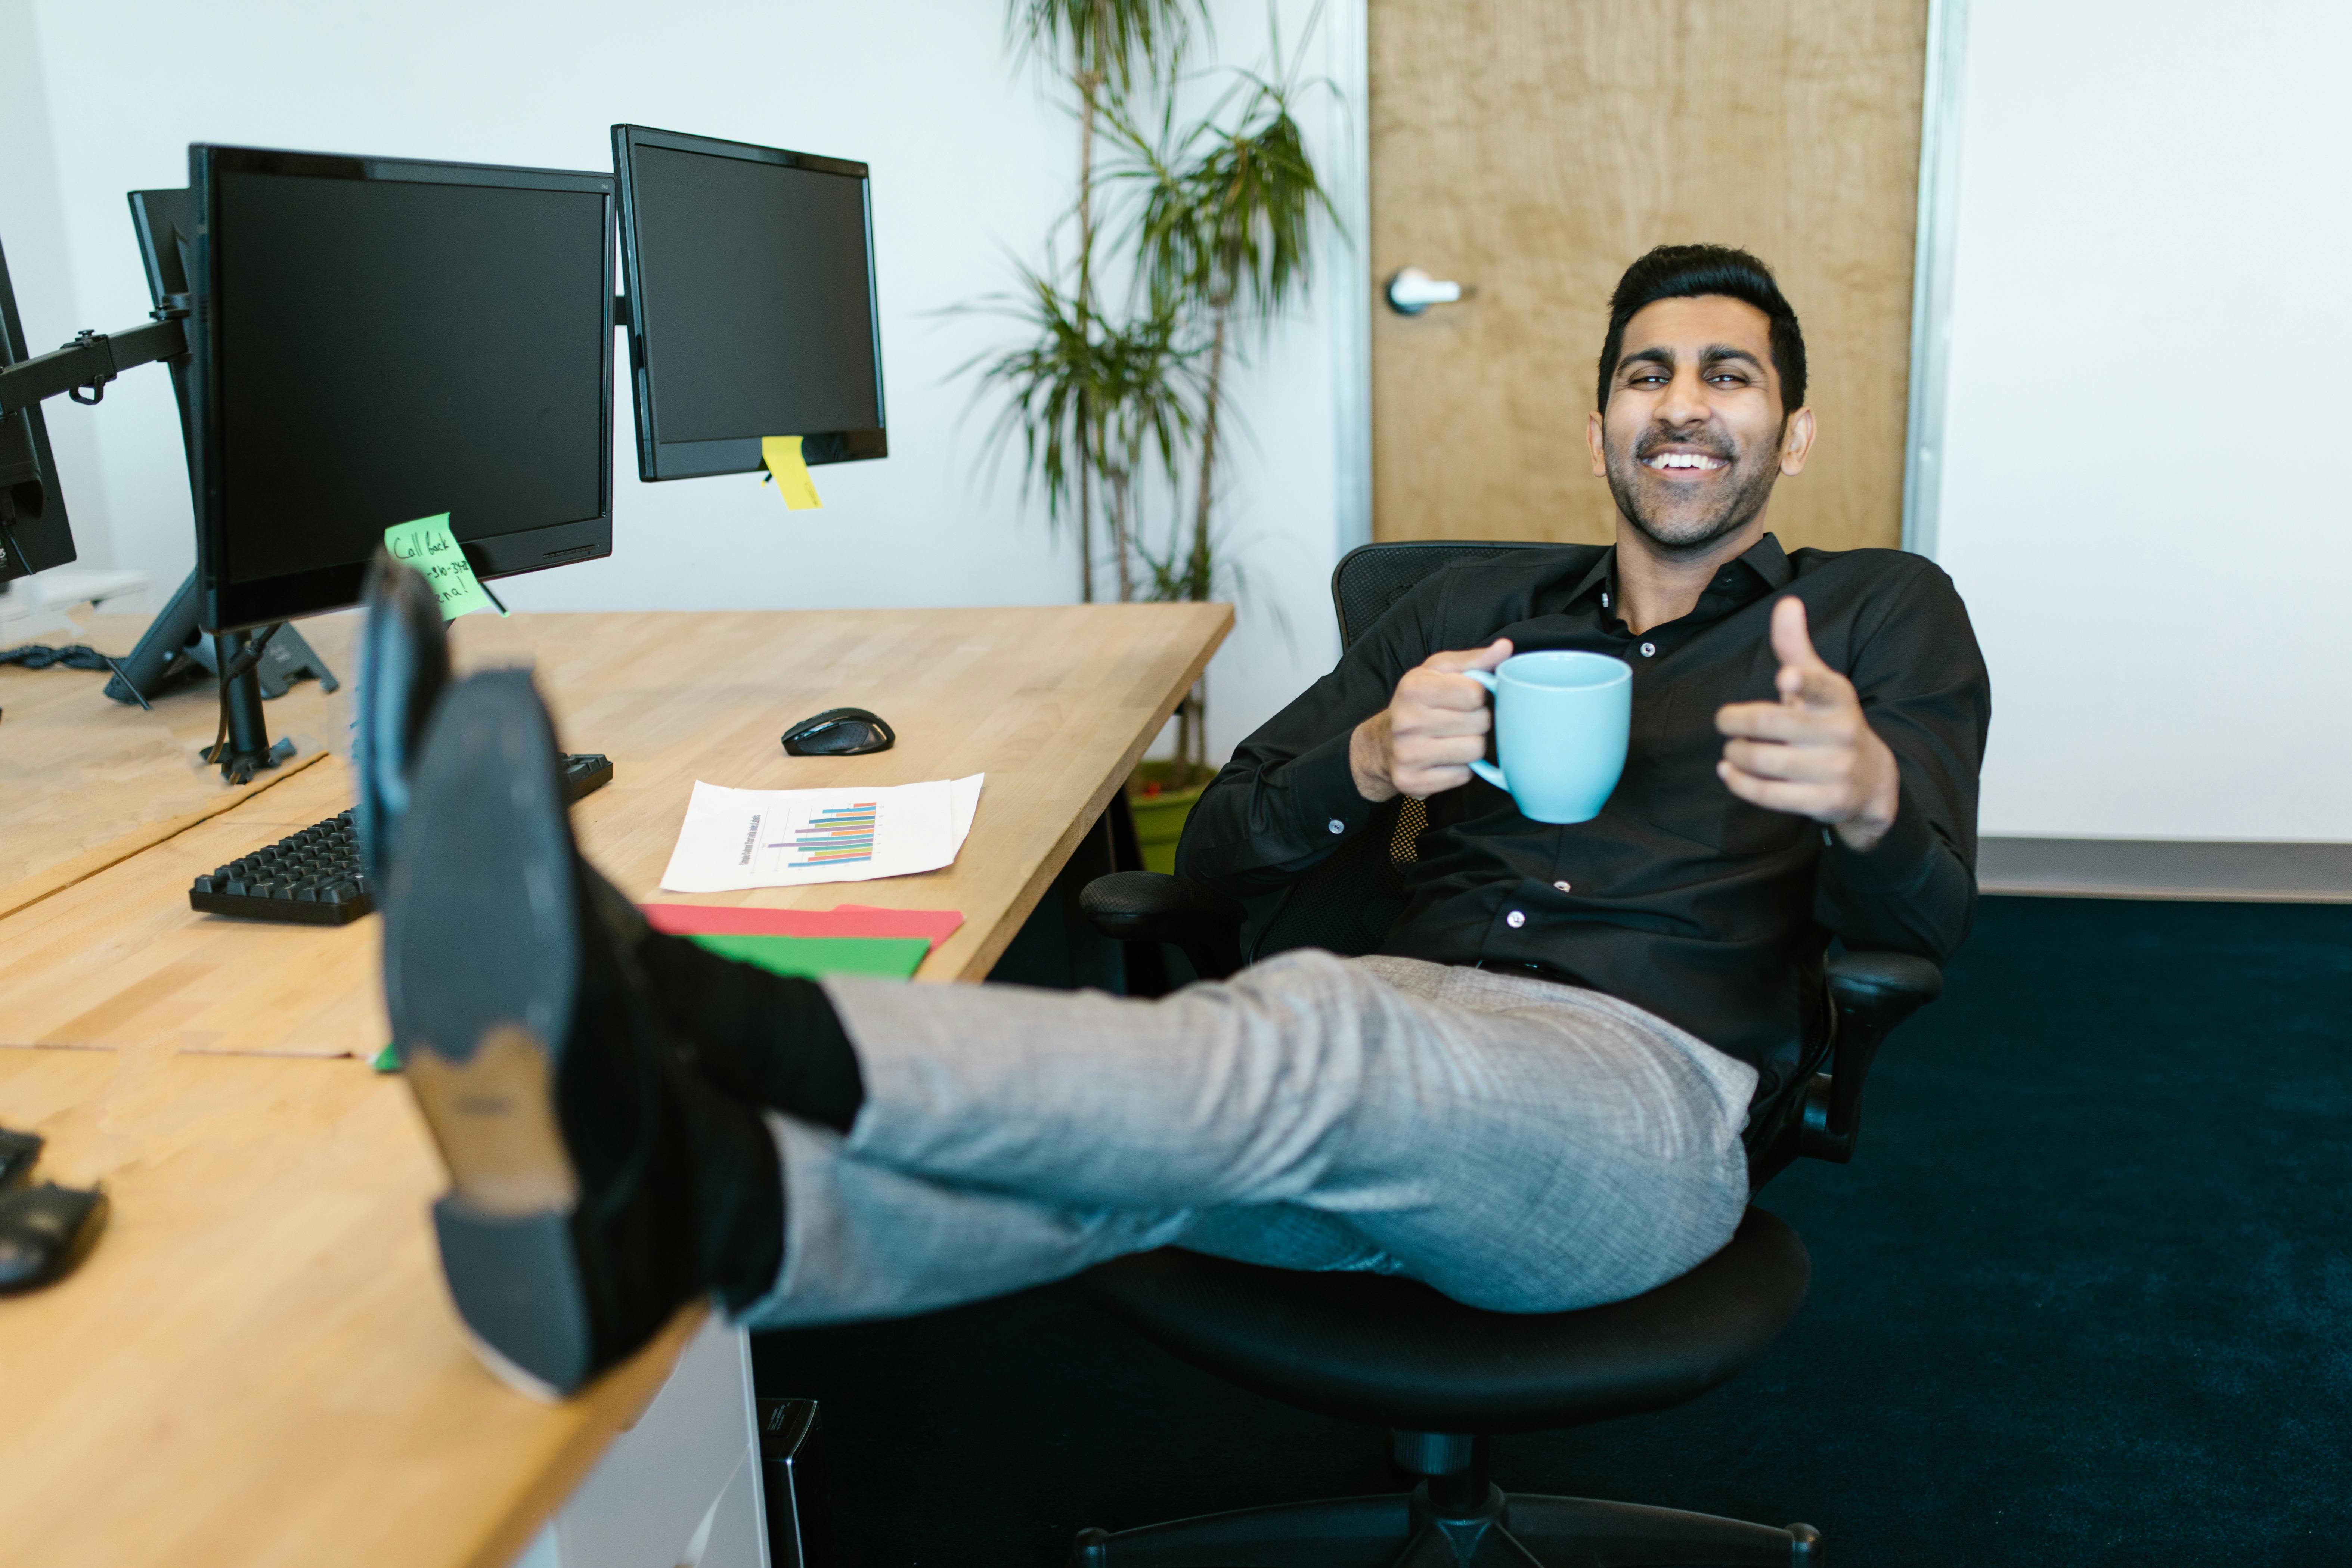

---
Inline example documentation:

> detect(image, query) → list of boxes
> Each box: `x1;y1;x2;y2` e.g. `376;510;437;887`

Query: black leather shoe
385;670;782;1398
353;551;452;888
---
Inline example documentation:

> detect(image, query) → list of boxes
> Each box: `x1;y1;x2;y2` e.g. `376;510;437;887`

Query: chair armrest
1799;951;1944;1164
1079;872;1248;982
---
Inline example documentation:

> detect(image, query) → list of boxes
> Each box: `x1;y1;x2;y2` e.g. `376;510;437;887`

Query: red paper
642;903;964;949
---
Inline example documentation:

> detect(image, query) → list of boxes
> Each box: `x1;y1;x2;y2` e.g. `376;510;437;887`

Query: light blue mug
1464;651;1634;824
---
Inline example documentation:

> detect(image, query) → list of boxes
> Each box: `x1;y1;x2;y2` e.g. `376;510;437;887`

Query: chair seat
1083;1207;1810;1435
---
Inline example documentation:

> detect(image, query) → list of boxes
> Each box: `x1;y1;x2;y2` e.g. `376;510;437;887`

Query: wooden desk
0;602;1230;1568
0;610;353;921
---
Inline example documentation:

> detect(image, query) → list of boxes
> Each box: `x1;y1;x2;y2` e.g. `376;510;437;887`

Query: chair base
1071;1482;1822;1567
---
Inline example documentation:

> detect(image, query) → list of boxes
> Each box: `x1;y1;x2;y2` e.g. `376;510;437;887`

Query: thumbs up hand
1713;596;1901;851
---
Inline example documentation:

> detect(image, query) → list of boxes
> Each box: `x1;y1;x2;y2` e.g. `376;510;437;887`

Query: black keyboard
189;753;614;926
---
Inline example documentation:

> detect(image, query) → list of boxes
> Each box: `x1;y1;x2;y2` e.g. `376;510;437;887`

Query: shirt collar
1738;532;1794;591
1562;549;1617;611
1564;530;1794;616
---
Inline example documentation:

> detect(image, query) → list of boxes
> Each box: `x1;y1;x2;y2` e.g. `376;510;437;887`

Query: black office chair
1072;541;1943;1566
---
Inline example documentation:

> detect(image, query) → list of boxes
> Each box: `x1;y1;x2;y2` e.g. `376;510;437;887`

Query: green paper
687;933;930;981
366;939;920;1075
384;513;505;621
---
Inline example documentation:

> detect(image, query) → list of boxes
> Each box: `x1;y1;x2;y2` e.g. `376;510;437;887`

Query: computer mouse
781;706;896;757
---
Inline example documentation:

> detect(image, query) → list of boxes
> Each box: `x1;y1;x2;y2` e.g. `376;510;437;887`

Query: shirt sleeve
1812;561;1991;962
1177;585;1436;893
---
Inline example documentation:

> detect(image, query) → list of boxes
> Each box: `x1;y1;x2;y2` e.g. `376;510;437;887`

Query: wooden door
1369;0;1930;551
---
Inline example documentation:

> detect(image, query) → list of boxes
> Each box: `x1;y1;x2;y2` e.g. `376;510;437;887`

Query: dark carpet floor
752;897;2352;1566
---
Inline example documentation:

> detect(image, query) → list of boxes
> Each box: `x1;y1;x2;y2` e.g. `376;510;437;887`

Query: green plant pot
1128;778;1208;875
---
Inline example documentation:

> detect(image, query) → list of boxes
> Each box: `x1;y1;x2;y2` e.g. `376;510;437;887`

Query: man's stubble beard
1603;428;1785;555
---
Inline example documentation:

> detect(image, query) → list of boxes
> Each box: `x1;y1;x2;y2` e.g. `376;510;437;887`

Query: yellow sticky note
383;513;505;621
761;436;824;510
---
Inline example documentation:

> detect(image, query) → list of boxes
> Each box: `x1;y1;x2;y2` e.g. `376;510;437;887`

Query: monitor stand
203;625;295;784
105;568;334;783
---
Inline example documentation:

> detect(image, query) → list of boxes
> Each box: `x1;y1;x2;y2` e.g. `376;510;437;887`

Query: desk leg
512;1316;769;1568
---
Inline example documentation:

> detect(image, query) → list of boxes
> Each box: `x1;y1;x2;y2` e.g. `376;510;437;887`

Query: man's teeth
1645;452;1727;470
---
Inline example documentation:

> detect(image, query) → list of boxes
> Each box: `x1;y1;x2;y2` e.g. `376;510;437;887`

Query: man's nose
1655;365;1712;428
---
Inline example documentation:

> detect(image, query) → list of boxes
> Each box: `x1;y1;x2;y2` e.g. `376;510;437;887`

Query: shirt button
1639;641;1656;657
1327;818;1346;835
1553;880;1572;892
1505;909;1527;929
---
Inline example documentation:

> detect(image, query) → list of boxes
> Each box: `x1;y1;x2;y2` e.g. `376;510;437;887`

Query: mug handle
1463;668;1507;791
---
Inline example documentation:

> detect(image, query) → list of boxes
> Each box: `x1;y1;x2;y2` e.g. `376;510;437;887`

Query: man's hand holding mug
1350;639;1515;803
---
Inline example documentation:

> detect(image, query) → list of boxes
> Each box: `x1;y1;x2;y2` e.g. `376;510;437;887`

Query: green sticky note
687;933;929;981
384;513;505;621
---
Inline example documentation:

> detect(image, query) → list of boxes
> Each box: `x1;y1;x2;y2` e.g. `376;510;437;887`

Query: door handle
1385;267;1465;316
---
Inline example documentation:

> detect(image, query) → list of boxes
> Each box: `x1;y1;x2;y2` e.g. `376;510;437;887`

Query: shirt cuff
1819;802;1941;892
1281;728;1380;847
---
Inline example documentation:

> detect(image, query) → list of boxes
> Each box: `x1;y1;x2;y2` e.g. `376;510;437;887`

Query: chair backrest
1222;540;1550;963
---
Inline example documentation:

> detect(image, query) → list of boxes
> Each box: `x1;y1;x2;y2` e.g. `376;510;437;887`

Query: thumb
1431;638;1514;674
1769;596;1835;704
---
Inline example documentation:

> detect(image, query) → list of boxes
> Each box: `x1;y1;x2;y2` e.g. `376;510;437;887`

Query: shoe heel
432;1197;594;1400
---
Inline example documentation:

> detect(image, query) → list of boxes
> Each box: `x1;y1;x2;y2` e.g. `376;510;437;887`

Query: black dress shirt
1179;534;1991;1085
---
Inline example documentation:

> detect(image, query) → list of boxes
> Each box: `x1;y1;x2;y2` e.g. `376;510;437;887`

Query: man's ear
1778;406;1817;476
1586;408;1608;478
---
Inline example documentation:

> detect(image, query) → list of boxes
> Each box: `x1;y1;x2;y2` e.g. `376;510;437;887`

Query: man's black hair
1596;244;1806;415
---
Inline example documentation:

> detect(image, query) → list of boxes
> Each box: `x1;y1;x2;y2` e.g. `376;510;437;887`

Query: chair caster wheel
1070;1525;1110;1566
1788;1521;1823;1563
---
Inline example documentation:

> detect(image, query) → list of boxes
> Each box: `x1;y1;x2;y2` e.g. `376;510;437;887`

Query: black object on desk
0;1184;109;1295
188;753;613;925
781;707;893;757
0;1127;41;1191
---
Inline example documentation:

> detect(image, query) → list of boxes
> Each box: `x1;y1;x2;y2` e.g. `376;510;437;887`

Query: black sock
639;930;866;1133
674;1072;787;1313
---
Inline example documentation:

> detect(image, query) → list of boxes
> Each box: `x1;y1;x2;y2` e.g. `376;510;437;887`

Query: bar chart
782;802;877;869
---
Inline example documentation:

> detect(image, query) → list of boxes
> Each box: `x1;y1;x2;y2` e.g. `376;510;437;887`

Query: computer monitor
611;124;885;481
189;145;617;631
0;232;78;585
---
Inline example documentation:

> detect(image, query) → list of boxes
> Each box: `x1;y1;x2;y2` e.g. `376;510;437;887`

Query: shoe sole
384;670;590;1400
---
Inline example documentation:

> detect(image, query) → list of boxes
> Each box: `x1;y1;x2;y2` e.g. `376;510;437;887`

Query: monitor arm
1;297;304;785
0;303;188;419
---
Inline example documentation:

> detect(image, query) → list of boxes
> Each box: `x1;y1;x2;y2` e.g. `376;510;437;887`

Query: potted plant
973;2;1339;863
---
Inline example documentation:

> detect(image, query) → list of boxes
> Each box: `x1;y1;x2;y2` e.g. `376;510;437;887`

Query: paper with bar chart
658;775;985;892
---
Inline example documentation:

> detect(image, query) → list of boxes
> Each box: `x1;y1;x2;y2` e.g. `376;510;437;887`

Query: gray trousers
737;951;1758;1330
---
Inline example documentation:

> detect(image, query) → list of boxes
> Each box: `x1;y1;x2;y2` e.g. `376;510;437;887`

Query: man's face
1586;295;1814;553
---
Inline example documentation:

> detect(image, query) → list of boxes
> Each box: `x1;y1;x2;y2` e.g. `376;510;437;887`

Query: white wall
4;0;1349;757
1933;0;2352;841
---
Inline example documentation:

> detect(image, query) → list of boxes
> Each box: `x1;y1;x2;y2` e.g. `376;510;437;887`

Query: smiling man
372;244;1990;1397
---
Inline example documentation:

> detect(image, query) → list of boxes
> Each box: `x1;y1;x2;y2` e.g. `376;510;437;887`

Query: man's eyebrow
1698;344;1766;372
1615;346;1675;379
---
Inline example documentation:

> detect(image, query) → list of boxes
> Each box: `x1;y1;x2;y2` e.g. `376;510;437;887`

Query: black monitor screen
197;149;613;626
614;127;884;479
